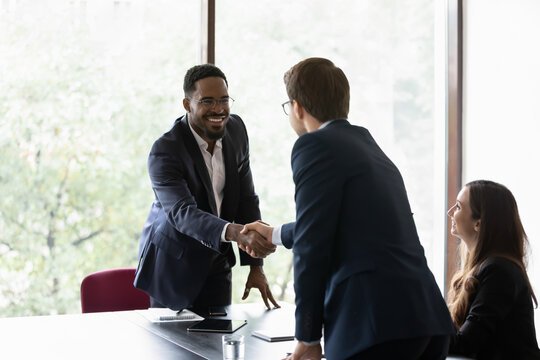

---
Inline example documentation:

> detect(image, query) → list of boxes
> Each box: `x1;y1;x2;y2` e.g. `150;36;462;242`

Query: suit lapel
179;117;219;216
221;132;239;221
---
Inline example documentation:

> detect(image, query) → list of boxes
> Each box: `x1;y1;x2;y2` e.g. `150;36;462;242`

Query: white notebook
251;329;295;342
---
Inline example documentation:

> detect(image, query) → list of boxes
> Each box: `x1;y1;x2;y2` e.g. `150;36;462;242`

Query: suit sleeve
291;134;342;343
281;222;295;249
148;144;227;253
449;259;519;356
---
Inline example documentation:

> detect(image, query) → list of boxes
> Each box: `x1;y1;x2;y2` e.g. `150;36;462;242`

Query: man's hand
242;265;280;310
241;221;273;240
226;223;276;258
283;342;322;360
239;221;274;257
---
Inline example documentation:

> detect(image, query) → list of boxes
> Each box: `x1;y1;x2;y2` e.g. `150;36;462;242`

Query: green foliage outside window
0;0;438;316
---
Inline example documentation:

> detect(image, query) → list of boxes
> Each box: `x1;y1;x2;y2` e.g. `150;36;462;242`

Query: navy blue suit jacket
134;115;262;310
281;119;454;359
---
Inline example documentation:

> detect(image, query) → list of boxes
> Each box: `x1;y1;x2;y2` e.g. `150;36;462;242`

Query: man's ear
293;100;304;120
182;98;191;113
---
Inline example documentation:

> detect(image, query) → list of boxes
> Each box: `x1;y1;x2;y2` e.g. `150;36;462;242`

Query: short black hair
183;64;228;97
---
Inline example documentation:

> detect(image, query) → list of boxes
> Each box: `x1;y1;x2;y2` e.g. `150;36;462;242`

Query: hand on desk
239;221;274;258
283;342;323;360
242;265;280;310
226;223;276;258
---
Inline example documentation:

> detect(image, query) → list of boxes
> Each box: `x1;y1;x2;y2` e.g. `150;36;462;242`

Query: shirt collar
318;119;337;130
188;119;223;151
318;118;349;130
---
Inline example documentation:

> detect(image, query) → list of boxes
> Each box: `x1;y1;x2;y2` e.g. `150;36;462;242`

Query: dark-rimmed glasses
281;100;293;115
189;97;235;109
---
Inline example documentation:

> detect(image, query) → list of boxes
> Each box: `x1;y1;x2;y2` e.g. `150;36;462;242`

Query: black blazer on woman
449;257;540;359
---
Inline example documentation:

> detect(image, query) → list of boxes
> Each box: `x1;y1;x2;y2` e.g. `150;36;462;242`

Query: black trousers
350;335;450;360
150;253;232;311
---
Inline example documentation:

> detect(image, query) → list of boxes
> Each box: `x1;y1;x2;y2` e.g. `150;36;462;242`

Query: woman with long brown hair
447;180;540;359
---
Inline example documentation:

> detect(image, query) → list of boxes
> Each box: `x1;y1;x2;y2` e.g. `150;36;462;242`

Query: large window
1;0;448;316
0;0;198;316
463;0;540;340
216;0;447;303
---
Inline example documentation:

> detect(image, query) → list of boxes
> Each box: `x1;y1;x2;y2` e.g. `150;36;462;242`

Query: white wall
463;0;540;340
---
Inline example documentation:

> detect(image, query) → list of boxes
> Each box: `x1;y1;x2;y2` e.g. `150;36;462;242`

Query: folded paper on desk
252;329;295;342
136;308;204;323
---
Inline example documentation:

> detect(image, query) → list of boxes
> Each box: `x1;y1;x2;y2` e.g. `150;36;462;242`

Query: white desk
0;303;296;360
0;303;472;360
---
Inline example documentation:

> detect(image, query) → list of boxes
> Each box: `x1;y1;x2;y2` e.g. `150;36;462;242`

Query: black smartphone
187;319;246;333
208;306;227;316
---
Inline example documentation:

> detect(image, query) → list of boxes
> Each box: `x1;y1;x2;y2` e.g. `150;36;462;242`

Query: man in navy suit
242;58;455;360
134;64;279;312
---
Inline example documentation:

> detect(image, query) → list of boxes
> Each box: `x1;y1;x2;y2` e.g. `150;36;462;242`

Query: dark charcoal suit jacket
280;119;455;360
134;115;262;310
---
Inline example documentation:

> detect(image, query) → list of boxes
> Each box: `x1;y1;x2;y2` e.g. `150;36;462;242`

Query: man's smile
206;115;226;123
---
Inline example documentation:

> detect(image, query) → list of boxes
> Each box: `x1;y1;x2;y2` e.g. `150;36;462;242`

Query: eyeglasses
189;97;235;109
281;100;293;115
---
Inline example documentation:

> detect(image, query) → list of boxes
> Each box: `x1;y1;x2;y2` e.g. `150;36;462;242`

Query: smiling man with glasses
134;64;279;313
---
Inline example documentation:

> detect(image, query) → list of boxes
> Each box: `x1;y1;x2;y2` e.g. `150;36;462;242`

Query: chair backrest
80;267;150;313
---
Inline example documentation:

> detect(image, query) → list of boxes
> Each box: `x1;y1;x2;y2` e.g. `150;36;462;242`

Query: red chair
80;267;150;313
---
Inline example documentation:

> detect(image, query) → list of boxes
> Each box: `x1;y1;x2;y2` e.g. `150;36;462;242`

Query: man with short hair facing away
242;58;455;360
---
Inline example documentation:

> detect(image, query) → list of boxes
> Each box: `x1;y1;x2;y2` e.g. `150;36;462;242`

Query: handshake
226;221;276;258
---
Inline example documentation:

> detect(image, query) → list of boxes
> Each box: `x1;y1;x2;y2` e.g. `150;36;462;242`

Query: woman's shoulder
477;256;525;282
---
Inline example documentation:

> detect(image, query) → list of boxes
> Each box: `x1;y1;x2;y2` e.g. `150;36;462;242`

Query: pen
285;353;326;359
